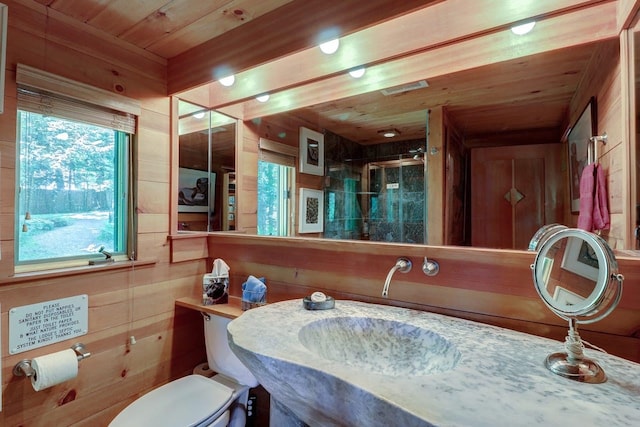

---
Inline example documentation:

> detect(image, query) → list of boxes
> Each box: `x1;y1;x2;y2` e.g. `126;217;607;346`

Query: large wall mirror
177;100;236;232
173;2;636;252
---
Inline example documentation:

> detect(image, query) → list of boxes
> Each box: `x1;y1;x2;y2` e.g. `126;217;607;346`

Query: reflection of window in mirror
257;161;294;236
257;138;297;236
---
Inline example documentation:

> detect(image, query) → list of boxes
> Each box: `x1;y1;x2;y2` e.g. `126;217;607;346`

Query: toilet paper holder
13;343;91;377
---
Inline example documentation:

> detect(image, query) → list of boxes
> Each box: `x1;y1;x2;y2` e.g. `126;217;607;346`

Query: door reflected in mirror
177;100;236;232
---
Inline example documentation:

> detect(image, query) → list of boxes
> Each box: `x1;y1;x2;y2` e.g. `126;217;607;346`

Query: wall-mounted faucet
382;257;412;297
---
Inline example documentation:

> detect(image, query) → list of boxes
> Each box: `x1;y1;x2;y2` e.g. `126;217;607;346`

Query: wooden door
471;144;561;249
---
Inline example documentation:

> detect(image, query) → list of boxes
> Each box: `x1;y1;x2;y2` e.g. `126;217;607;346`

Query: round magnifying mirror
530;227;624;383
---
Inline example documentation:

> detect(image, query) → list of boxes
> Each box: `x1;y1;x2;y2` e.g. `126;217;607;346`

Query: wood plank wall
208;233;640;364
1;0;639;425
1;1;206;425
570;39;627;249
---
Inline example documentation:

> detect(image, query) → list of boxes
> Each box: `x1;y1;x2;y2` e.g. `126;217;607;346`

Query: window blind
16;64;138;134
258;137;297;167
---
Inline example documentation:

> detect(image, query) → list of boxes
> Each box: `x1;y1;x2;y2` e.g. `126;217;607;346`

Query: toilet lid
109;375;234;427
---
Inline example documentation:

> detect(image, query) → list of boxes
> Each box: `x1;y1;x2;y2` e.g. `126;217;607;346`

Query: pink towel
577;163;610;232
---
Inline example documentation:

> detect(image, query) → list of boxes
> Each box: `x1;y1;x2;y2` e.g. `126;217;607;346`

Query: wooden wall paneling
566;38;624;243
169;235;208;263
136;231;170;263
621;27;638;250
1;2;639;426
138;213;168;234
132;275;204;321
0;2;204;426
617;0;640;31
0;72;16;274
2;307;203;426
138;112;170;160
238;124;259;233
138;159;170;186
427;107;444;245
138;181;171;215
1;260;206;425
207;233;640;362
6;28;166;102
0;164;14;215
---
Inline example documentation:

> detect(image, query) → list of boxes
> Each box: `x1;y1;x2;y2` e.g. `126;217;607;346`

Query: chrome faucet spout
382;257;412;297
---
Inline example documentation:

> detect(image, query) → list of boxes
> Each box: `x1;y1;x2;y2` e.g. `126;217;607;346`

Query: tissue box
202;273;229;305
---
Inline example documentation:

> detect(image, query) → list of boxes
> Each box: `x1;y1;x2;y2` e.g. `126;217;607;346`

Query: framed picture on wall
561;236;599;281
567;97;597;213
299;188;324;233
299;126;324;175
178;167;216;213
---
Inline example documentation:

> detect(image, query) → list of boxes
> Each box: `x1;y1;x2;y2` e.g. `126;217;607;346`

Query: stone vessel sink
227;299;640;427
298;317;460;376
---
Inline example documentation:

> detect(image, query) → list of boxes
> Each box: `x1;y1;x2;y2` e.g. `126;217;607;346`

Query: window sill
1;259;157;286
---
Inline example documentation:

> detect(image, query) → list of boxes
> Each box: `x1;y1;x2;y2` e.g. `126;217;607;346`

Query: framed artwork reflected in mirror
299;127;324;176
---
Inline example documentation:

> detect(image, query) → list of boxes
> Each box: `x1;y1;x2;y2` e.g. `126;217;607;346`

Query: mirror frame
531;228;623;323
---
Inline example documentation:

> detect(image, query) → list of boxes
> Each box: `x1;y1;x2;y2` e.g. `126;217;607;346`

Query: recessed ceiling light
219;75;235;87
319;38;340;54
378;129;400;138
511;21;536;35
256;93;270;102
348;66;366;78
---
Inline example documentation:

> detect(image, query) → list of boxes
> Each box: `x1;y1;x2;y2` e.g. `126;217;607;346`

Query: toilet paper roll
193;362;214;377
31;349;78;391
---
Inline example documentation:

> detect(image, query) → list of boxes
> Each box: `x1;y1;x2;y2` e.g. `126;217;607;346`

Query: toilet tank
204;314;258;387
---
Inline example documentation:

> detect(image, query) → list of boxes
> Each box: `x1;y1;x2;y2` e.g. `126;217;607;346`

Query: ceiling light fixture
378;129;400;138
193;112;206;119
348;66;366;78
319;38;340;54
256;93;270;102
511;21;536;35
219;74;235;87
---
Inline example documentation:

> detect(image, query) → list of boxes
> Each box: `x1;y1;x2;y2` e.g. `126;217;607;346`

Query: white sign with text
9;295;88;354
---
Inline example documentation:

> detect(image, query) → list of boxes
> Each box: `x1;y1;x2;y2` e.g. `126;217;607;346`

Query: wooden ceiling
32;0;436;71
32;0;296;59
284;40;608;147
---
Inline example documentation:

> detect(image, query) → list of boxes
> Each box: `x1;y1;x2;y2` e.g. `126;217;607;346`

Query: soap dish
302;296;335;310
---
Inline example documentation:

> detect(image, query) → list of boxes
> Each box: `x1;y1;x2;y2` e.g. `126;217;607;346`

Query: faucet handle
422;257;439;276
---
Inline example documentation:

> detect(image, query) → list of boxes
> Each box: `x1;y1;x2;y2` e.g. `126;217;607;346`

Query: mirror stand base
545;352;607;384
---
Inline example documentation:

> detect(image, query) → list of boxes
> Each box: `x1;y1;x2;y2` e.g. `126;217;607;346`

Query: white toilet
109;312;258;427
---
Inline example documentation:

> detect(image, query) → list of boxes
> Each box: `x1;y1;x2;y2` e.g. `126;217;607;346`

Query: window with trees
15;82;135;268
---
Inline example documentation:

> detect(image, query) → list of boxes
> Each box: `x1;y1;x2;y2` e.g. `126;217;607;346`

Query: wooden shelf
175;296;244;319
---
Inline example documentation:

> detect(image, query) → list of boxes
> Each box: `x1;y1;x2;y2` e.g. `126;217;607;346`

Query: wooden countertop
176;296;244;319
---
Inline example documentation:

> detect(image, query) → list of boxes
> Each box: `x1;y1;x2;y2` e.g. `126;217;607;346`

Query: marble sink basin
227;299;640;427
298;316;460;376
